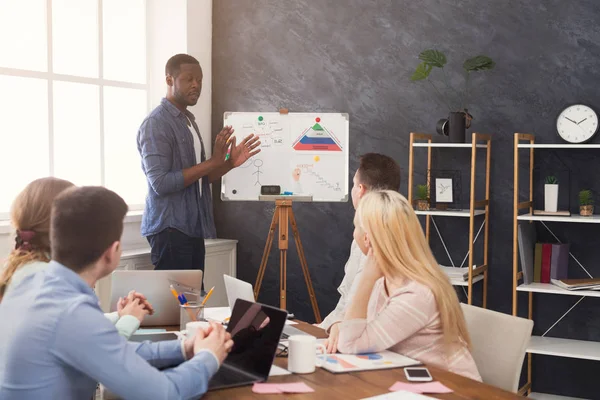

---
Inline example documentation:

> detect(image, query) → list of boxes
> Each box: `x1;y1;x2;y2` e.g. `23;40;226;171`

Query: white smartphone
404;367;433;382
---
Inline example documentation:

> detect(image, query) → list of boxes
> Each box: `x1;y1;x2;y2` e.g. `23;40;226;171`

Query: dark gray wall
211;1;600;397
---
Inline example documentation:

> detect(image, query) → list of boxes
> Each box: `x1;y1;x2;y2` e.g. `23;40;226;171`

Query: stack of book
517;221;569;284
551;278;600;291
533;242;569;283
439;265;470;281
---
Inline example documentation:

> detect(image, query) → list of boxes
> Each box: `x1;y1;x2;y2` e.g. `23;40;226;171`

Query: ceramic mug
186;321;210;338
287;335;326;374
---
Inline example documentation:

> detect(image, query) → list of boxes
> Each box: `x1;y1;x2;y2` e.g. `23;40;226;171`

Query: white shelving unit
528;393;588;400
415;209;486;217
513;133;600;398
413;142;488;149
408;132;491;306
527;336;600;361
518;143;600;149
518;213;600;224
517;283;600;298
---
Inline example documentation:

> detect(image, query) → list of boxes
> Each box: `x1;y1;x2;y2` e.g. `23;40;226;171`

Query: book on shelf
517;221;536;284
551;278;600;291
533;242;569;283
540;244;552;283
533;210;571;216
550;243;569;280
534;244;542;282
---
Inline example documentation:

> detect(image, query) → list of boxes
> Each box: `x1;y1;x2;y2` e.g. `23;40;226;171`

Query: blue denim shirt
137;98;216;238
0;261;219;400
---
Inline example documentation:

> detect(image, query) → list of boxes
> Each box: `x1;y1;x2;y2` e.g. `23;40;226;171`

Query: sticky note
252;382;314;394
389;381;453;394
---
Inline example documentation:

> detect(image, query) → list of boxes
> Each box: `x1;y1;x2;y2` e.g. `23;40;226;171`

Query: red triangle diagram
292;122;343;151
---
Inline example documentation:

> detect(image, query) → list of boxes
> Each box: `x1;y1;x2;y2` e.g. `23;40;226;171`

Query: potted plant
415;184;430;211
410;50;495;143
544;176;559;213
579;189;594;216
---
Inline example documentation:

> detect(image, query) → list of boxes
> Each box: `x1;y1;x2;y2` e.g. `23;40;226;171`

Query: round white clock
556;104;599;143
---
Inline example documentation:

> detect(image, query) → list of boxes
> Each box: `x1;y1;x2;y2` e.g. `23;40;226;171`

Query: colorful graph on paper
321;351;419;373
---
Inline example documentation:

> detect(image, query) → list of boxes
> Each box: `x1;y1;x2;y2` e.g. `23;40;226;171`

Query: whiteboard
221;112;349;202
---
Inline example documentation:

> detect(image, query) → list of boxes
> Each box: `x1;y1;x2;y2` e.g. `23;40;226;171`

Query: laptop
109;270;202;326
223;275;310;339
208;299;287;390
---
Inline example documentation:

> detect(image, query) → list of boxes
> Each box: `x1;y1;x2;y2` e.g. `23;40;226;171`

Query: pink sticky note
278;382;315;393
389;381;453;394
252;382;315;394
252;383;283;394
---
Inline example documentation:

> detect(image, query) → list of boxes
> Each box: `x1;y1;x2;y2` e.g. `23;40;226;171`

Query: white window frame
0;0;149;220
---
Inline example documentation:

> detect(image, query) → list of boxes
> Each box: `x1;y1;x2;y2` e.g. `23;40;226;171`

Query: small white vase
545;184;559;212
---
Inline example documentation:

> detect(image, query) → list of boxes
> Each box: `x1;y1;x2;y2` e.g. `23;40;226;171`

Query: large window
0;0;148;217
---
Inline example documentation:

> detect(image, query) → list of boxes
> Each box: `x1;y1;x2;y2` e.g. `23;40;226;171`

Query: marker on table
201;286;215;306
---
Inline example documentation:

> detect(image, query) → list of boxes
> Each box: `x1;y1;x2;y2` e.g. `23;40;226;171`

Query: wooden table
196;321;522;400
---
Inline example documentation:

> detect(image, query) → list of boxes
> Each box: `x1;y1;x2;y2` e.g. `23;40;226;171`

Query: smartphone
404;367;433;382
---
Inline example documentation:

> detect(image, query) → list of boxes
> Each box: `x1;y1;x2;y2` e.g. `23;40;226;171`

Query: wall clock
556;104;598;143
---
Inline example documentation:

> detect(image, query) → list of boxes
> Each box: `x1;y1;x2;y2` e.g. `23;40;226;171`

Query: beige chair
460;303;533;392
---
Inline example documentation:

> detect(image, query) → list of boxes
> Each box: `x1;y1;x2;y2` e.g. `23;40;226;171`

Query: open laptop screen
224;299;287;379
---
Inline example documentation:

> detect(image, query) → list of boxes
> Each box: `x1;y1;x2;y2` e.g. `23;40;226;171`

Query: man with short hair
137;54;261;279
320;153;401;350
0;186;233;400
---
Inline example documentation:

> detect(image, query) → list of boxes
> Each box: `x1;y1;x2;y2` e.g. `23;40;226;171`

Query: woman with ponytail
0;178;152;338
327;190;481;381
0;177;74;298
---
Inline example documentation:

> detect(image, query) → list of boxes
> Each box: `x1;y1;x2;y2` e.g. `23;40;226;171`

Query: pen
178;294;188;305
201;286;215;306
169;285;180;302
171;285;196;321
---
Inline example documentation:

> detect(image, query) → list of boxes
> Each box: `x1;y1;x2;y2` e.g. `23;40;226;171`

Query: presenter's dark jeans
147;228;205;290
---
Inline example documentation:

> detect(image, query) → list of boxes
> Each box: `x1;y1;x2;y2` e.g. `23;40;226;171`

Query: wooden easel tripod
254;199;322;323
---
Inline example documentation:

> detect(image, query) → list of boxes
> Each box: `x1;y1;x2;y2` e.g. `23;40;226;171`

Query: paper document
321;350;419;373
389;381;452;394
269;364;291;376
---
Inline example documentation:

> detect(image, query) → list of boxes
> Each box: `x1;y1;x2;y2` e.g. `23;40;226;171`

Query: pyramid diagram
292;122;342;151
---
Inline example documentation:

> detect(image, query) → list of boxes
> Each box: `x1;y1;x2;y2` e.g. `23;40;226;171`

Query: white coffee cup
287;335;326;374
186;321;210;338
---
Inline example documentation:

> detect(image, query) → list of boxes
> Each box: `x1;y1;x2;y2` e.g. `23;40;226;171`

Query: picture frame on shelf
427;169;462;210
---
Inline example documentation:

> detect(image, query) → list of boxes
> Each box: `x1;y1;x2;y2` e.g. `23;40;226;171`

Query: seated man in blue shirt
0;186;233;400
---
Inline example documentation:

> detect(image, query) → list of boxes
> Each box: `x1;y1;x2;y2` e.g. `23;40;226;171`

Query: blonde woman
326;190;481;381
0;177;152;338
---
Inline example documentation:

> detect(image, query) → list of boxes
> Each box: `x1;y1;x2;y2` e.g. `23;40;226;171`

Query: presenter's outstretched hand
229;134;261;167
213;125;234;162
193;322;234;365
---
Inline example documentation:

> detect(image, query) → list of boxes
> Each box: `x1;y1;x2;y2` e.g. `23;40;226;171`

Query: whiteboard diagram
221;112;349;202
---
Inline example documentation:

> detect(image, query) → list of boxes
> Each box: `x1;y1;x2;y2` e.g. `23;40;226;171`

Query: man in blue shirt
137;54;260;279
0;186;234;400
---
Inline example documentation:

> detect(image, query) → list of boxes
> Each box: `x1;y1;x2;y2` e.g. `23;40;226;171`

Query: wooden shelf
517;283;600;298
517;213;600;223
415;209;485;217
518;143;600;149
527;336;600;361
412;142;487;148
528;393;588;400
